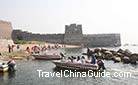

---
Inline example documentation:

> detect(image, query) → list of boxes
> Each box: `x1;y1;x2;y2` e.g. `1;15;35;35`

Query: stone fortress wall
0;20;12;39
0;20;14;50
12;23;121;47
83;34;121;47
12;30;64;44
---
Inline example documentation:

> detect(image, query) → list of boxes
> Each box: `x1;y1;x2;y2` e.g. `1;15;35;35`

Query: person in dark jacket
97;59;106;70
91;55;96;64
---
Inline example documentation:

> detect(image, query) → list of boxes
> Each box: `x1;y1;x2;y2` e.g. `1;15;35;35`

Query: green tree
16;34;23;40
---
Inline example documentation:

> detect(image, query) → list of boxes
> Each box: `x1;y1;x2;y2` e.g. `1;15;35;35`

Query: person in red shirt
26;47;30;60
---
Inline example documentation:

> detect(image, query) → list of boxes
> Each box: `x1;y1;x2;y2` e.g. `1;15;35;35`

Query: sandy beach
0;43;81;52
0;42;81;61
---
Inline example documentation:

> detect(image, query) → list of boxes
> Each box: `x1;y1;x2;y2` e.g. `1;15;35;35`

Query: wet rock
94;52;104;59
104;54;113;60
122;56;130;64
117;48;125;54
104;51;112;55
116;53;124;59
112;56;121;63
94;48;100;53
124;49;132;57
129;54;138;64
110;50;117;55
100;48;108;53
84;48;138;65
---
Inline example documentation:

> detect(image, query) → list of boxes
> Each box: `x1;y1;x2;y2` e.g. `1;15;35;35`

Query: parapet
0;20;11;24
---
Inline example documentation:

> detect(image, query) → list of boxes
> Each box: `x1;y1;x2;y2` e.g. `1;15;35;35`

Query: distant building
12;23;121;47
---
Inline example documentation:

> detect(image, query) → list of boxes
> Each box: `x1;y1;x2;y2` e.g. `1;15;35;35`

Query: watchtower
64;24;83;45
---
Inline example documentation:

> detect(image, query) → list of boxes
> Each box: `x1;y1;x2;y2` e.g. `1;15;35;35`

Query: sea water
0;46;138;85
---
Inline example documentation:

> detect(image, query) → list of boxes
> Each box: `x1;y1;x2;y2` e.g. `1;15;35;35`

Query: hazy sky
0;0;138;44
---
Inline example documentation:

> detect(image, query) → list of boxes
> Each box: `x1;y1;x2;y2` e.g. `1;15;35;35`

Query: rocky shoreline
84;48;138;64
1;43;138;65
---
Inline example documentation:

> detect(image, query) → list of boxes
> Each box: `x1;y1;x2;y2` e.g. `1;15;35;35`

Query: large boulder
104;53;113;60
124;49;132;57
112;56;121;63
117;48;125;54
129;54;138;64
110;50;117;55
122;56;130;64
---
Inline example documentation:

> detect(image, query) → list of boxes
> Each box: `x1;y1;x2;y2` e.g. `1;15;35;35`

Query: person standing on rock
87;47;90;54
97;59;106;70
11;45;14;52
8;44;11;53
91;54;96;64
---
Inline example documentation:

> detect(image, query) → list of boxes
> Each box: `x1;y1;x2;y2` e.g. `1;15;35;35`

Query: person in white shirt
81;56;86;64
76;56;81;63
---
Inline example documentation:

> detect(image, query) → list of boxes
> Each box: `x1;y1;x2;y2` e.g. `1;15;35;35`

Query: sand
0;43;81;61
